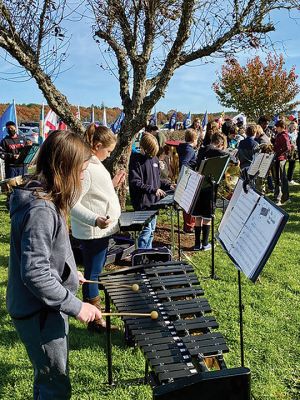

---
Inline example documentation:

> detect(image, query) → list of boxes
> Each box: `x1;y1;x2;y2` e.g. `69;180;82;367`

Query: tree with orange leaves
213;54;300;121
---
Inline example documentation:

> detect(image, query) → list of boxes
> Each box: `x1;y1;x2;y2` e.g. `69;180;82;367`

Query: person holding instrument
71;124;126;333
6;130;102;400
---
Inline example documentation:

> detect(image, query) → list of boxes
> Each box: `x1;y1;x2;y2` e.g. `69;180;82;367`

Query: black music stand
198;155;230;279
217;179;288;367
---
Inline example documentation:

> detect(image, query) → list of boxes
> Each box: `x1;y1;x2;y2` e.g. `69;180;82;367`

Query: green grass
0;167;299;399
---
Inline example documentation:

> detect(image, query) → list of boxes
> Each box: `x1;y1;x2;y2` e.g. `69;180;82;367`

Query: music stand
15;144;40;175
217;178;289;366
197;155;230;279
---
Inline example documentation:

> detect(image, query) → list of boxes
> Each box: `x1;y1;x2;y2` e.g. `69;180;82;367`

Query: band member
193;132;227;251
0;121;27;178
7;131;101;400
71;124;125;333
129;133;173;248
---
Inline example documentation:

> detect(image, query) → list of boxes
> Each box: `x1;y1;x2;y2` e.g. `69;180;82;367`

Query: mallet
101;311;159;320
83;280;140;292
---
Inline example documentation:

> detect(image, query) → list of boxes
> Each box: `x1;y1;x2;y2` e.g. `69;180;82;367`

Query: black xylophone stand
237;270;245;367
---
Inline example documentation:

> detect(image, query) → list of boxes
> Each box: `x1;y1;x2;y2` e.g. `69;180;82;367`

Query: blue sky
0;8;299;114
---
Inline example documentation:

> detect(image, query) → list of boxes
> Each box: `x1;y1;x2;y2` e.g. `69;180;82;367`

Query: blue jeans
138;216;157;249
13;311;71;400
80;237;109;299
5;165;27;179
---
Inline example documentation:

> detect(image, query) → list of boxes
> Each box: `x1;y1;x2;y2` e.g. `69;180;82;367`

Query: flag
201;111;208;130
183;112;192;129
58;119;67;130
44;109;58;138
273;114;280;124
102;107;107;127
75;105;81;120
111;111;125;134
232;112;246;127
90;106;95;123
39;103;45;144
149;109;157;126
168;111;177;130
0;101;17;141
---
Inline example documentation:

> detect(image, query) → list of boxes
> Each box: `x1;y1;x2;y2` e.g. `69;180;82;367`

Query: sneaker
201;243;212;251
275;201;282;206
192;245;202;251
289;180;299;185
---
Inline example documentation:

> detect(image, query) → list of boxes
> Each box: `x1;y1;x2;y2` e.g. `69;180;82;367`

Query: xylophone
100;261;250;399
119;210;158;231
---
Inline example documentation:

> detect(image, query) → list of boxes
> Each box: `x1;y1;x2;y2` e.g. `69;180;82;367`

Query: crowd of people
1;111;299;399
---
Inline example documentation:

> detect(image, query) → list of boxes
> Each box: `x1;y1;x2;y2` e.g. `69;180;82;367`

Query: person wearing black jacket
129;133;172;248
0;121;27;178
193;132;227;251
177;129;198;233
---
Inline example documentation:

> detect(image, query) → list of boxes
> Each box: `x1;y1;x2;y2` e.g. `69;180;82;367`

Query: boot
84;295;119;333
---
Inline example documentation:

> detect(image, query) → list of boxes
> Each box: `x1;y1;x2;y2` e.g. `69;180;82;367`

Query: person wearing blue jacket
129;133;172;248
6;131;101;400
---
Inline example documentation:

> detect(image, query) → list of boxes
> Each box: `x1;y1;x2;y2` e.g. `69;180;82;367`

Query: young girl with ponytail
71;124;126;333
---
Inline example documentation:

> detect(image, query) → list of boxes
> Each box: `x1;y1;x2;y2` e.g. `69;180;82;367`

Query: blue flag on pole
168;111;177;130
183;112;192;129
201;111;208;130
111;112;125;134
0;102;17;141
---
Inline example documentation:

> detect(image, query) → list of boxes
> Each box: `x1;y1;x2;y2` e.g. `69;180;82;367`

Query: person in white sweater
71;124;126;333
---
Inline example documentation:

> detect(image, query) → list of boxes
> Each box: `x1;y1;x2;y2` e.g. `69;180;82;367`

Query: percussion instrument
100;261;251;399
119;210;158;231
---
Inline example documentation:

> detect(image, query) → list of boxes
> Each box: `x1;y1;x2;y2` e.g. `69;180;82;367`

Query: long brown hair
84;123;116;150
34;130;91;215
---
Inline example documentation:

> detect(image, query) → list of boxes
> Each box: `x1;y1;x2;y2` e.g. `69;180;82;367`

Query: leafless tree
1;0;300;174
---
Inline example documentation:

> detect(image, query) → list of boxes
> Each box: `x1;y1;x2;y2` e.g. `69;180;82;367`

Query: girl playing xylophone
71;124;126;333
6;131;102;400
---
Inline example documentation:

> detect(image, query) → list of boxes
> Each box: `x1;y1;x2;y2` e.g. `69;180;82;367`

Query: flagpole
13;99;18;134
77;105;81;120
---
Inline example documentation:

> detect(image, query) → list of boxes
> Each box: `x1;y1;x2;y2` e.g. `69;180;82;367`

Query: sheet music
218;179;260;251
257;154;274;178
248;153;264;176
174;166;203;213
248;153;274;178
230;197;284;279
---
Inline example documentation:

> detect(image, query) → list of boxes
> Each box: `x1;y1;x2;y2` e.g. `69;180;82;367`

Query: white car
18;126;40;144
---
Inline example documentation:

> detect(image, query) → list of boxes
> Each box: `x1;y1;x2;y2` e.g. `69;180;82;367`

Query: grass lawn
0;167;299;400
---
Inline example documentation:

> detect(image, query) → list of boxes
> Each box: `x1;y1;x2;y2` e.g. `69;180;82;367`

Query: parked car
18;126;40;144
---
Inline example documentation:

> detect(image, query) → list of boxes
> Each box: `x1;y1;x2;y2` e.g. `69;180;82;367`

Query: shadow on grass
0;361;17;398
69;325;127;352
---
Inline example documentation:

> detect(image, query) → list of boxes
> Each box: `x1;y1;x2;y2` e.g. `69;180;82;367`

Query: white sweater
70;155;121;240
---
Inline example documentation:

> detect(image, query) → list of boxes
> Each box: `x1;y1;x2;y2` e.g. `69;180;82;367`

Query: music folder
197;154;230;186
174;166;204;214
247;153;274;178
17;144;40;165
217;179;288;282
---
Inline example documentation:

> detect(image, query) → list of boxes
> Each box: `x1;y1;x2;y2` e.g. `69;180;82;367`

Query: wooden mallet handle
101;311;159;320
84;280;139;292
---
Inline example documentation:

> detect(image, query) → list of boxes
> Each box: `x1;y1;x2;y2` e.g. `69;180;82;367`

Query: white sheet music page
218;180;260;252
230;196;284;279
248;153;264;176
257;153;274;178
174;166;203;213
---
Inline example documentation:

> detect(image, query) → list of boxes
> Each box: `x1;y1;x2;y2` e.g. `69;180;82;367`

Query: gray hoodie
6;184;82;319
